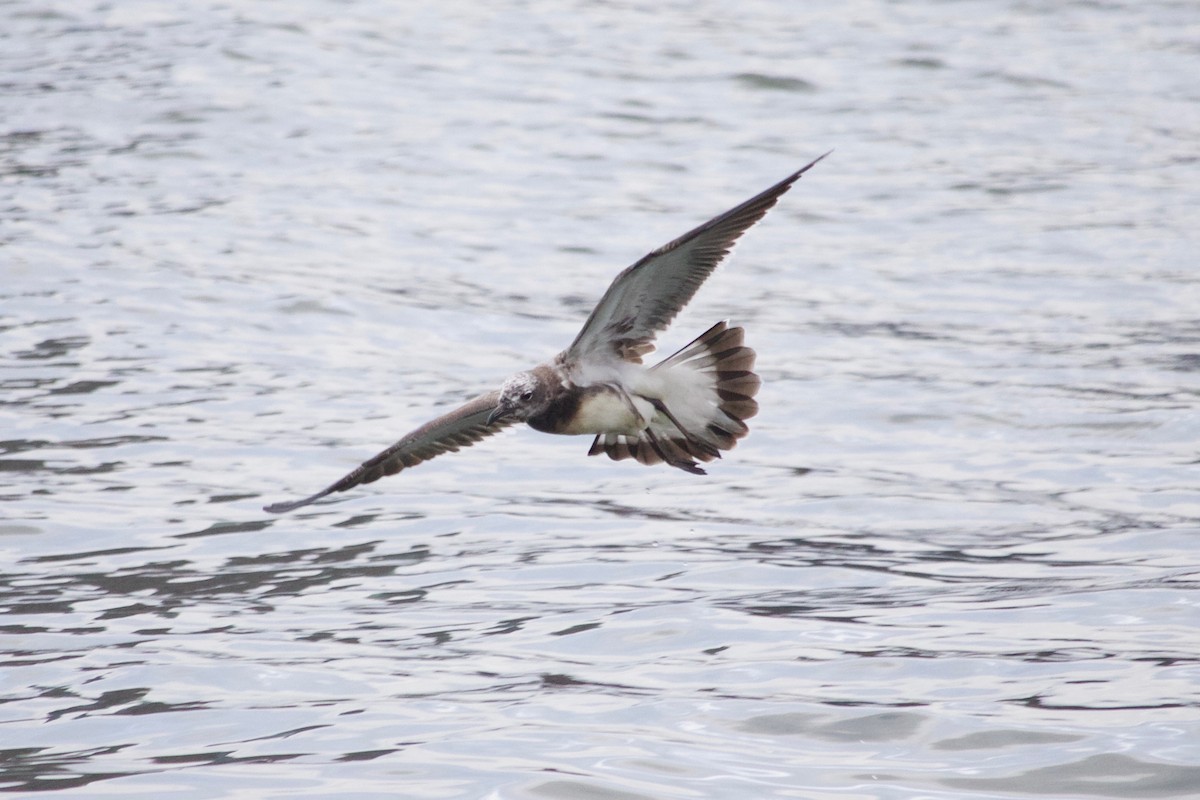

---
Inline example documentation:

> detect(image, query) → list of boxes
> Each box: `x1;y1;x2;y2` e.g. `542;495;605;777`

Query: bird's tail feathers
588;321;760;472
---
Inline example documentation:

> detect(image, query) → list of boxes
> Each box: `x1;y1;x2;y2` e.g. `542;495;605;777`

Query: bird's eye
520;390;534;401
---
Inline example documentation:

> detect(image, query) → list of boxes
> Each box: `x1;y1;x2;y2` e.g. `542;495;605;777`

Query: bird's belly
540;383;652;434
555;388;651;436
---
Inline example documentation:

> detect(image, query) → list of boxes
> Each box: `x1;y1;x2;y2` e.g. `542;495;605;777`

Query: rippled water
3;0;1198;797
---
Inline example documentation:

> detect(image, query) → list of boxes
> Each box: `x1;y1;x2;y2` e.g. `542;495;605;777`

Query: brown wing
563;152;829;364
263;390;510;513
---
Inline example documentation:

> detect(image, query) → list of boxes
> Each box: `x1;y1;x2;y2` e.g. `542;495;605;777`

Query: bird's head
487;371;553;425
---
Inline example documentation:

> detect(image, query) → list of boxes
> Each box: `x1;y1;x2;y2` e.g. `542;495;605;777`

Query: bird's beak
486;404;511;427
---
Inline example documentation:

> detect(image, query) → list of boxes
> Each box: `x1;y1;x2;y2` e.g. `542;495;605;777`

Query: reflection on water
2;0;1198;797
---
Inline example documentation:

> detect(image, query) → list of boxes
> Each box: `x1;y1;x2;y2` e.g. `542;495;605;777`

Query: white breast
560;387;652;436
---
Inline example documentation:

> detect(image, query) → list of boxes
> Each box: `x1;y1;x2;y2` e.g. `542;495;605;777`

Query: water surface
3;1;1198;797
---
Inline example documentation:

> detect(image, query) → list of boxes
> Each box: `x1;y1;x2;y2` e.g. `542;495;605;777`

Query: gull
264;153;828;513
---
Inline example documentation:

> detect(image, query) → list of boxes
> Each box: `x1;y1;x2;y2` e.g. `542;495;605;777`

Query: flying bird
264;153;828;513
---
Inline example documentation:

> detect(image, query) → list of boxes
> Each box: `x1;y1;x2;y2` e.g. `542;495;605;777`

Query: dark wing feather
263;390;509;513
563;152;829;363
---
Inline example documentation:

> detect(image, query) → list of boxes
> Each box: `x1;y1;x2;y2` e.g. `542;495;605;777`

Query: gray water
3;1;1198;797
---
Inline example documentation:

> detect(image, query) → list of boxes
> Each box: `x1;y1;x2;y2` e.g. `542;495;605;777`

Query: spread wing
563;152;829;364
263;390;511;513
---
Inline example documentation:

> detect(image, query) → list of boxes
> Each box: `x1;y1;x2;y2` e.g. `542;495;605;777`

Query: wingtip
263;499;303;514
262;489;335;514
793;150;832;180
